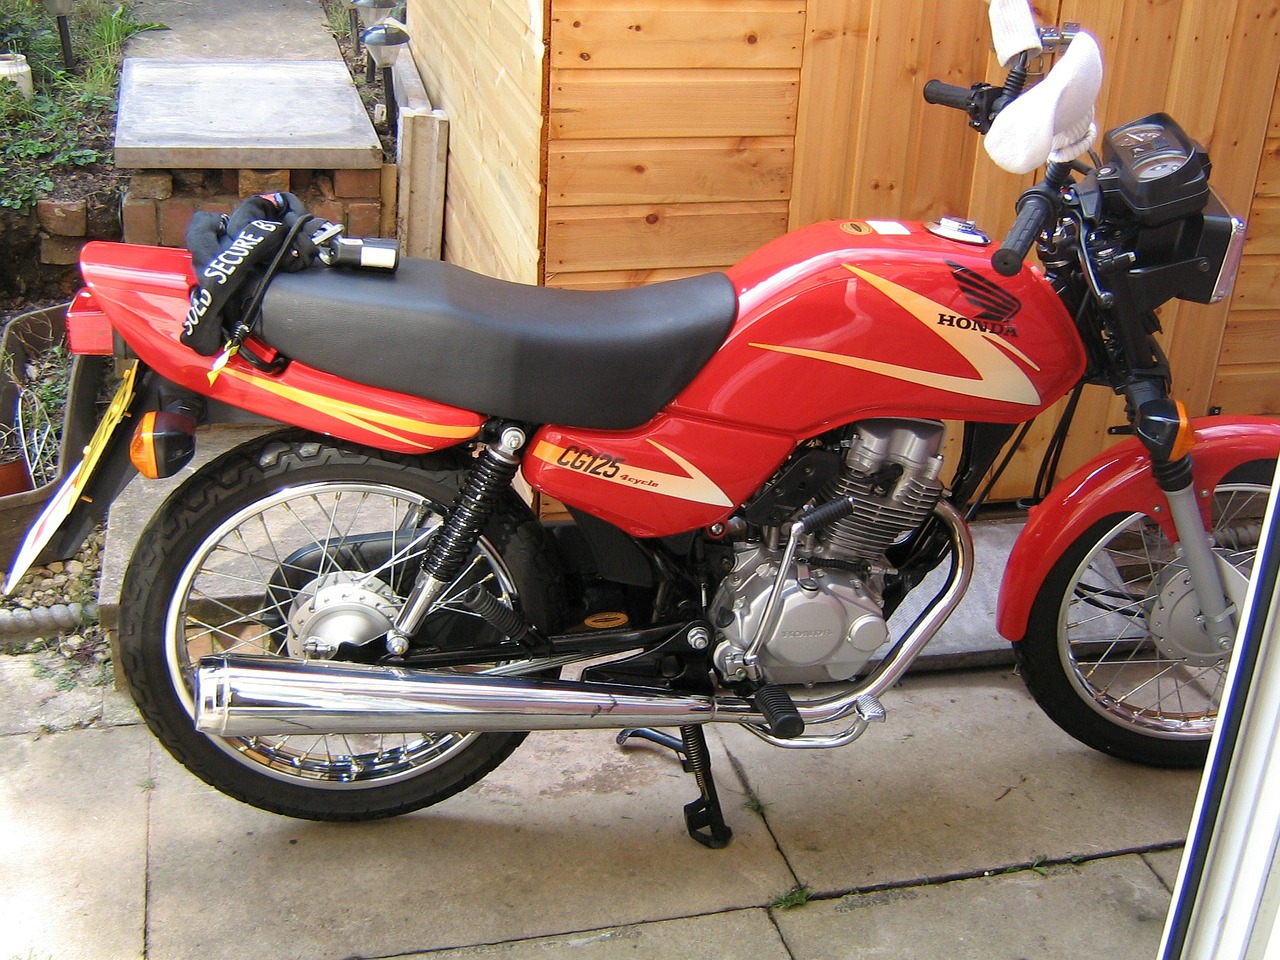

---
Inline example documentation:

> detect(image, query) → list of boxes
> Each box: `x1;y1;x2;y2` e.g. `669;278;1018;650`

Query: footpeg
755;684;804;739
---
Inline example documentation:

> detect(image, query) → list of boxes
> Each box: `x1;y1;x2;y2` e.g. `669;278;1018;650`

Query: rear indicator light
129;411;196;480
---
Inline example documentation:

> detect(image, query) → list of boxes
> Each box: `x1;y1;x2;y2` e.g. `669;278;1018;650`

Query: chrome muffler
195;656;747;736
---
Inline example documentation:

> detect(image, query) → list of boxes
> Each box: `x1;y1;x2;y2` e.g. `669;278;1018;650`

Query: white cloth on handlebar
984;31;1103;175
985;0;1042;67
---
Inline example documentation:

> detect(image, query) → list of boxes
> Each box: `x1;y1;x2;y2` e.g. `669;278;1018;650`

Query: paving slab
115;59;382;170
1144;847;1188;892
712;668;1199;895
772;853;1172;959
127;0;340;61
399;909;791;960
0;652;139;734
0;726;152;960
144;728;795;959
891;517;1022;669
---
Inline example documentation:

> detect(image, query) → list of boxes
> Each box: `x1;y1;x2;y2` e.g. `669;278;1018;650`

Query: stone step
116;0;381;171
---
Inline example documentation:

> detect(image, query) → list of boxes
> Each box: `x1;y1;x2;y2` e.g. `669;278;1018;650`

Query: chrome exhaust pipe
195;656;750;736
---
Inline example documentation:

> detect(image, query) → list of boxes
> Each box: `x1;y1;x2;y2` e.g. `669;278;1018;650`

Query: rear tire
1015;459;1274;768
118;432;564;820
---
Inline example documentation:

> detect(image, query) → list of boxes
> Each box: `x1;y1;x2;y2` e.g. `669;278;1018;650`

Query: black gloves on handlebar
182;191;321;356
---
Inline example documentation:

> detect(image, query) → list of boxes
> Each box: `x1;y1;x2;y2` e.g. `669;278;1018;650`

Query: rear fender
996;416;1280;642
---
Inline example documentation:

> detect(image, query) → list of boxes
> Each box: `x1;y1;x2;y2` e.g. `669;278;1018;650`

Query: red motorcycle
9;4;1277;846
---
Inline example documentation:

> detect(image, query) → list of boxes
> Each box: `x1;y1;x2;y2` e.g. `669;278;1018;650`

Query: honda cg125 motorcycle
9;2;1278;847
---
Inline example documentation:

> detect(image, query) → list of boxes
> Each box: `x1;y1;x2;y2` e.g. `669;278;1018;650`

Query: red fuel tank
672;219;1086;435
526;220;1087;537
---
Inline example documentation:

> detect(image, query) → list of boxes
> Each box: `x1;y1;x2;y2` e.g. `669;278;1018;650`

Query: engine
710;419;946;685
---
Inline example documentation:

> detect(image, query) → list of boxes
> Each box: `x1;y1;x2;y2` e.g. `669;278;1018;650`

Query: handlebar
923;61;1077;275
992;191;1055;276
922;80;972;112
992;164;1073;276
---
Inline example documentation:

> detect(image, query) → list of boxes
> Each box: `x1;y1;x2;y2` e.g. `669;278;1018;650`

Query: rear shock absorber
385;425;526;655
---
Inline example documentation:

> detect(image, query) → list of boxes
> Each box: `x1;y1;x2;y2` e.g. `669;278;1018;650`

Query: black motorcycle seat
258;257;738;430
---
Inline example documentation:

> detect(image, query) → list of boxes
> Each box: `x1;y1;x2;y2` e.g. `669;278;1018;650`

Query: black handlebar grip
992;193;1054;277
923;79;972;111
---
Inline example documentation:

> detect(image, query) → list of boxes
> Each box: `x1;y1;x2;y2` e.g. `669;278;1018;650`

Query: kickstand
616;725;733;849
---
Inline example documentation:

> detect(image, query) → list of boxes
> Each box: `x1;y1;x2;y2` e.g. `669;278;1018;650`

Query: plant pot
0;460;31;497
0;53;34;100
0;304;109;571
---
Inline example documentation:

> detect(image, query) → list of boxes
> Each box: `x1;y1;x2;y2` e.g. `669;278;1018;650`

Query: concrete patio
0;656;1197;959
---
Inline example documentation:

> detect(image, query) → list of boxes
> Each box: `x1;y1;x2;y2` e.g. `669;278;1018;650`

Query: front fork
1128;380;1237;650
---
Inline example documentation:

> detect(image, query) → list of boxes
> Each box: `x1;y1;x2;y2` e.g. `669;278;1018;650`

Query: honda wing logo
950;261;1021;323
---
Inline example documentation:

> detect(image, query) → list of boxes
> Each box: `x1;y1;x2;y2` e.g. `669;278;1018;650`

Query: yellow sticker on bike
4;361;139;594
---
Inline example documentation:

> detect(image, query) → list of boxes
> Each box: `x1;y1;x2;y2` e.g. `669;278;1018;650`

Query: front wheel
1016;460;1274;768
118;432;564;820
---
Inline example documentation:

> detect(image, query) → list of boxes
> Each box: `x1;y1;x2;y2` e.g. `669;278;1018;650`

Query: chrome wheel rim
163;480;521;789
1056;481;1268;741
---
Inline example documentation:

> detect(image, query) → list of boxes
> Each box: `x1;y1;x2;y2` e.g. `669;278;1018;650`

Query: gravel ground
2;526;113;693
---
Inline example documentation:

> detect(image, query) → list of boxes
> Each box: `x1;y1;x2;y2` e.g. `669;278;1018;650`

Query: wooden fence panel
551;0;805;69
548;137;793;206
550;69;799;140
545;0;804;286
546;200;790;272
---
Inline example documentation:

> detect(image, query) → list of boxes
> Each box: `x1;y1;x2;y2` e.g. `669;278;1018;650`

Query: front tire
1015;460;1274;768
118;432;563;820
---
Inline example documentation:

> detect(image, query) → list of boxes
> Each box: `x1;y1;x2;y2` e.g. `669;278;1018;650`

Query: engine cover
711;543;889;684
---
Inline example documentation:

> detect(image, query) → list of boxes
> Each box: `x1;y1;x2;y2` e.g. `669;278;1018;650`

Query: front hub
1147;554;1249;665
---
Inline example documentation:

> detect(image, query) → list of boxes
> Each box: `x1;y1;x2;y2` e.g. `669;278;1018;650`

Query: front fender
996;416;1280;642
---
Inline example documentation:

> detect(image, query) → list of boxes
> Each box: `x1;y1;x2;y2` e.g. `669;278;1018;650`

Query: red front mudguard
996;416;1280;642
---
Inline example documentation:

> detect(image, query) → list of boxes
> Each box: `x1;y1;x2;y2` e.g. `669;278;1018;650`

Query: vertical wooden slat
788;0;871;226
847;0;929;219
406;0;547;282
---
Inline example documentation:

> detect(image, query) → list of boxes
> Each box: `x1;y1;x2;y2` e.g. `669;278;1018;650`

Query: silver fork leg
1164;483;1236;649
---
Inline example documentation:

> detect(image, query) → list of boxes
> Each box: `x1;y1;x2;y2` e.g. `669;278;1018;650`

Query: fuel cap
925;217;990;245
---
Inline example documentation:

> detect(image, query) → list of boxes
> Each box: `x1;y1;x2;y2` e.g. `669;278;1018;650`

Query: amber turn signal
1170;401;1196;461
129;411;196;480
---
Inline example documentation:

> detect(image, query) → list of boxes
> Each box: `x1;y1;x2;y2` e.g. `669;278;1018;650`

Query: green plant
1001;853;1052;877
769;884;811;910
0;1;161;212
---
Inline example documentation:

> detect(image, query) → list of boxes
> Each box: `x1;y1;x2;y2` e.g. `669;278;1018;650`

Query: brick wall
34;191;121;267
120;166;392;247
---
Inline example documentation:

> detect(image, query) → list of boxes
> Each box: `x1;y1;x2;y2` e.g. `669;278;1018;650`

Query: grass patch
769;884;811;910
0;0;162;212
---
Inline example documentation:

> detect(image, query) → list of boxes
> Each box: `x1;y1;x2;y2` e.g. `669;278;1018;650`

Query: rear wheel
118;432;564;820
1015;460;1273;767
